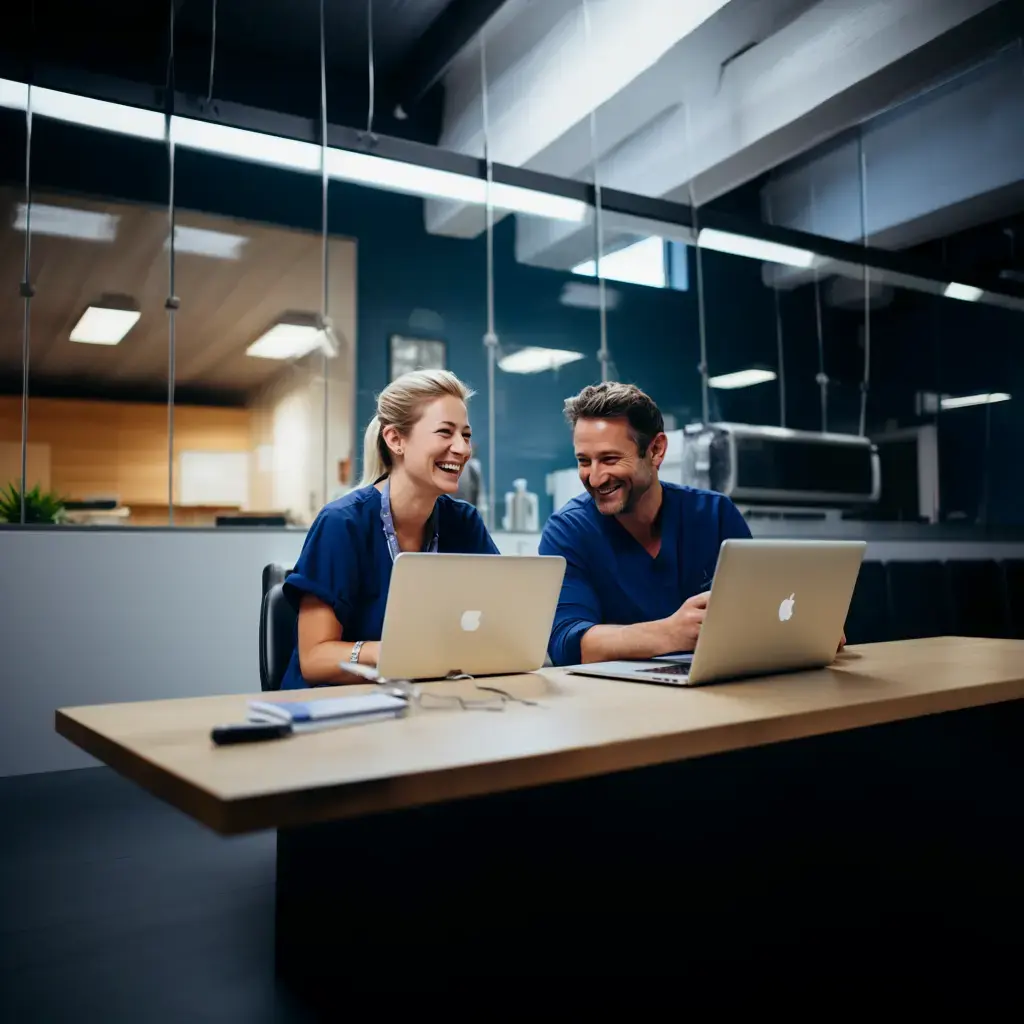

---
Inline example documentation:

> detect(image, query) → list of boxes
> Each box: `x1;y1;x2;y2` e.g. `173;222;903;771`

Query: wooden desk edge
56;675;1024;837
55;710;232;834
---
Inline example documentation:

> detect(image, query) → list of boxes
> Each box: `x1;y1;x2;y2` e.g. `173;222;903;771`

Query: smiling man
539;382;752;667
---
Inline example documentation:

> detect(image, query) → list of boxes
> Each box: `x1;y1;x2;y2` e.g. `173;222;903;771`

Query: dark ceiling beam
387;0;512;115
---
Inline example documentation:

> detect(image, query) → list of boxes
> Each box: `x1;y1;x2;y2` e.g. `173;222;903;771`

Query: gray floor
0;767;317;1023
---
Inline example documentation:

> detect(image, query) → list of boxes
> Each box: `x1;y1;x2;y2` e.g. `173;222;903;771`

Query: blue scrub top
280;485;498;689
538;482;752;666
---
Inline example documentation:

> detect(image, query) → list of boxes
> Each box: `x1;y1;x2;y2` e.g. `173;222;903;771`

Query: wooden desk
55;637;1024;989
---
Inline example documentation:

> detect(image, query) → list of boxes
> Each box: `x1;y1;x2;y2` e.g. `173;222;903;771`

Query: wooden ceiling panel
0;187;356;399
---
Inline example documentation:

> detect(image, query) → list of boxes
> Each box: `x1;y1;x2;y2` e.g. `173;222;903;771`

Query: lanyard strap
380;477;439;563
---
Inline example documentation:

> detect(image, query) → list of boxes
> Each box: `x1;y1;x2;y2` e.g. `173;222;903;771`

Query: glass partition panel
348;178;489;512
490;202;600;531
696;241;791;433
0;104;27;522
763;246;1024;526
170;147;355;528
490;200;707;530
13;114;170;526
861;274;1023;527
762;43;1024;253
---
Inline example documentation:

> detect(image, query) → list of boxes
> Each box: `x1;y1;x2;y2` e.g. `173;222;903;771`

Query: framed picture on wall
389;334;446;381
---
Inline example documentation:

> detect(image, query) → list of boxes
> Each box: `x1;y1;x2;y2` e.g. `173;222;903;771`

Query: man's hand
666;591;710;652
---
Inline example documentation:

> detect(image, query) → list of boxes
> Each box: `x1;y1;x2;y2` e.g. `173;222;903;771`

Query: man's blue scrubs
539;482;751;666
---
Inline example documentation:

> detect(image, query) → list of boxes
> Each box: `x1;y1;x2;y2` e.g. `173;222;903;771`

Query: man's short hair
563;382;664;455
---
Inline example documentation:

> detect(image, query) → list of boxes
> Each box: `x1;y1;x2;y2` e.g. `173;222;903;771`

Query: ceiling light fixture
246;317;328;361
14;202;119;241
498;347;585;374
0;78;28;110
943;282;984;302
708;368;778;390
697;228;816;269
940;392;1010;410
0;78;586;225
169;116;586;223
327;147;587;222
70;304;141;345
0;79;165;140
167;225;248;259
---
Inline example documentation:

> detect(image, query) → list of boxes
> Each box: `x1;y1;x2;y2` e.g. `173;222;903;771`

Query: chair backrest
845;560;891;644
885;560;953;641
946;559;1010;639
259;564;297;691
262;562;289;597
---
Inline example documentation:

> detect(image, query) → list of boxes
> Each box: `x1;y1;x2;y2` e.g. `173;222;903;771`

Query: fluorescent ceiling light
0;76;586;223
171;116;587;223
0;78;28;110
698;228;816;269
168;225;248;259
70;306;140;345
14;202;118;241
0;79;166;140
940;392;1010;410
572;236;666;288
170;117;321;174
944;282;984;302
247;320;327;360
327;148;587;222
708;368;778;390
498;347;584;374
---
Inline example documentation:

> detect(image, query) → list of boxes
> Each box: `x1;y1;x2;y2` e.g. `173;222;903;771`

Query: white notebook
248;694;408;731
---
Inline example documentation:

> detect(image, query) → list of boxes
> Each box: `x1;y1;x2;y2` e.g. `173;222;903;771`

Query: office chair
262;562;290;597
259;564;297;691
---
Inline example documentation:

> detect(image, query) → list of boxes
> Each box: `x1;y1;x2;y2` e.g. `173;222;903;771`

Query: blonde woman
281;369;498;689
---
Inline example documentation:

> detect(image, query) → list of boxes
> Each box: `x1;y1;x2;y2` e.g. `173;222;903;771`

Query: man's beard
587;477;642;515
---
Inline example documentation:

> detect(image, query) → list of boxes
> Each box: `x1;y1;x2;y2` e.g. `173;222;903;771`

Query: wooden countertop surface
55;637;1024;834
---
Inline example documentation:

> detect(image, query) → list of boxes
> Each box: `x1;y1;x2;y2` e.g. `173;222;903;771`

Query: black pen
211;721;292;745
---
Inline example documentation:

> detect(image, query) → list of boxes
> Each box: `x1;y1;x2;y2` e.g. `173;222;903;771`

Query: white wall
0;529;306;777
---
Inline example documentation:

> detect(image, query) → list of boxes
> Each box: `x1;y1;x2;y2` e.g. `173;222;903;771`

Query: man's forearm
579;620;684;663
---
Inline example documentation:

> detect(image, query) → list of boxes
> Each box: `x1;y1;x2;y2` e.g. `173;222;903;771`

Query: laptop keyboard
639;664;689;676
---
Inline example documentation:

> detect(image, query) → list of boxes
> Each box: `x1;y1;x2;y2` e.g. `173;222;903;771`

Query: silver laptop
377;552;566;681
568;539;866;687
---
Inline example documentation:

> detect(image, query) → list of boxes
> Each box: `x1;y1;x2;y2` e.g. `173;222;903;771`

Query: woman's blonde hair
360;369;474;486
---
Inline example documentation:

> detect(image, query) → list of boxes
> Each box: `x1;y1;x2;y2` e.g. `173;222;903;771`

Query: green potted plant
0;482;68;524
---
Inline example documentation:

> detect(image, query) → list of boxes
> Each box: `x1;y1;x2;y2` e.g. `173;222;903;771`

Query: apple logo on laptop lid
460;609;483;632
778;593;796;622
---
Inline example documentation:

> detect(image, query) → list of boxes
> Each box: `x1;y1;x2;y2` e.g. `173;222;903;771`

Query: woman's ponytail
359;415;390;486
